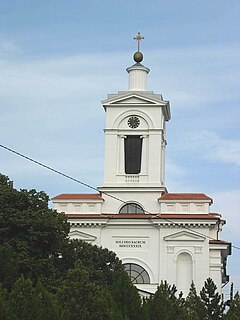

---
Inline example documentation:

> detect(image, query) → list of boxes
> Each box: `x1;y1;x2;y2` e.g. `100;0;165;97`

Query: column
140;135;149;174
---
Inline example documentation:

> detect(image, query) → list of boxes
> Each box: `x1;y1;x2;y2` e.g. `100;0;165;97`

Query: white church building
52;35;231;295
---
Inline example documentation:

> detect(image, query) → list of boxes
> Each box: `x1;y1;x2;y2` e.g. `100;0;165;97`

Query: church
52;33;231;296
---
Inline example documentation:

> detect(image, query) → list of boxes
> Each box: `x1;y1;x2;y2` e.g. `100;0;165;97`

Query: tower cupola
126;32;150;91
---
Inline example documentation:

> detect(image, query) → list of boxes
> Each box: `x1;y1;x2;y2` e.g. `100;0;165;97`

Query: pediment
164;230;205;242
102;93;166;106
113;95;157;105
69;230;97;242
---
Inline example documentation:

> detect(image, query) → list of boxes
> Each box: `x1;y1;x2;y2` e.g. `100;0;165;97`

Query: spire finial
133;32;144;52
133;32;144;63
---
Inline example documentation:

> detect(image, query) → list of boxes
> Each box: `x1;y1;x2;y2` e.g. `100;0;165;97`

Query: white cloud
188;130;240;166
212;190;240;240
211;190;240;291
0;52;129;112
0;40;22;55
0;43;239;115
148;44;240;108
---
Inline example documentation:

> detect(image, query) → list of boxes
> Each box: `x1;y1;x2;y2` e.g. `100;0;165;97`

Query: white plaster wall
67;221;223;295
53;200;103;214
160;201;210;214
100;190;163;214
209;249;223;293
102;102;166;188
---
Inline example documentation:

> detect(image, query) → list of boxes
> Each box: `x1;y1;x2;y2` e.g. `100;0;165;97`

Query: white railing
125;175;139;183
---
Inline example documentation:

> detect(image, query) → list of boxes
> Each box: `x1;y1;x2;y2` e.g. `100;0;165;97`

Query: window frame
124;135;143;174
123;263;150;284
119;203;144;214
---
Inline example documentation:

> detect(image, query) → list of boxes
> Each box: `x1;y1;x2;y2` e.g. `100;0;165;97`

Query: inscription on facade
113;237;148;250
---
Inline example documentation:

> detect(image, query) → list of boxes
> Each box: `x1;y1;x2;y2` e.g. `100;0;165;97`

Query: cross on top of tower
134;32;144;52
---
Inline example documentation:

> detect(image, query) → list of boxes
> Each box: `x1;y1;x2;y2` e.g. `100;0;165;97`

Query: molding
69;230;97;241
163;230;206;242
102;92;167;106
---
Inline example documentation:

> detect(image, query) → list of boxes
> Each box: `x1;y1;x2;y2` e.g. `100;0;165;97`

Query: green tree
111;269;142;320
200;278;225;320
147;280;187;320
33;279;62;320
57;260;120;320
185;282;207;320
57;239;123;288
9;276;37;320
0;173;70;287
224;292;240;320
0;245;19;289
141;297;152;320
0;285;13;320
8;276;63;320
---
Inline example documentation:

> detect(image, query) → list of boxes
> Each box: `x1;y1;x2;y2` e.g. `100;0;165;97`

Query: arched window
123;263;150;284
124;135;143;174
176;252;193;294
119;203;144;214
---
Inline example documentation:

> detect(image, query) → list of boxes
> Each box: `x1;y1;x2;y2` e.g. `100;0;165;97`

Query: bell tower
98;33;171;214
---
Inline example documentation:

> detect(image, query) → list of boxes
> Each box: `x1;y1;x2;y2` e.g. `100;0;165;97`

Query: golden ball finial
133;51;143;63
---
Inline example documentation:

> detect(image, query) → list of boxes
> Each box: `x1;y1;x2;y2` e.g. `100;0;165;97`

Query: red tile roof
65;213;220;220
52;194;103;200
159;193;212;202
156;213;220;219
66;214;152;219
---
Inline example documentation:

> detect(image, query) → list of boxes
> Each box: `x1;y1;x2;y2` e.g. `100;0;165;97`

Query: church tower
99;32;170;214
52;33;231;296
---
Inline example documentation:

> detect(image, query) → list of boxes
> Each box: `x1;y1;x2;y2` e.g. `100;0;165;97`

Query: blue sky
0;1;239;295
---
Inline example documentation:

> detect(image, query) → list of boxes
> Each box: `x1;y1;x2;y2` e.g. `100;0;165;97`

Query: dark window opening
119;203;144;214
124;135;142;174
123;263;150;284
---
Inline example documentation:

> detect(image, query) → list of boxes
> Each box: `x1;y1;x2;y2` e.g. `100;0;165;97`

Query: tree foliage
0;173;238;319
57;239;123;288
200;278;224;319
111;269;142;320
0;174;70;287
185;282;208;320
57;260;120;320
144;281;187;320
224;292;240;320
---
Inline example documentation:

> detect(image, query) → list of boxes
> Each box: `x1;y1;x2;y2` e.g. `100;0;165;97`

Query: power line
1;143;240;251
0;144;125;204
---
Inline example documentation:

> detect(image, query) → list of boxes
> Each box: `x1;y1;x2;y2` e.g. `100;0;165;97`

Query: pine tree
57;260;120;320
148;280;187;320
200;278;225;319
111;270;142;320
185;282;207;320
141;297;152;320
0;285;13;320
224;292;240;320
33;279;61;320
9;276;38;320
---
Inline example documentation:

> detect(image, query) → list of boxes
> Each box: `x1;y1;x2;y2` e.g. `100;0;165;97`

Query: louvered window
124;135;142;174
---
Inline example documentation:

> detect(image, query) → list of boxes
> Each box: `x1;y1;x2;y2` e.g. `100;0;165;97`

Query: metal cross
134;32;144;52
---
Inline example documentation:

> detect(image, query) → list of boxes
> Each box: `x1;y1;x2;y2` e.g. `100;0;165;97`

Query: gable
163;230;205;242
114;96;157;105
102;93;167;106
69;230;97;242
